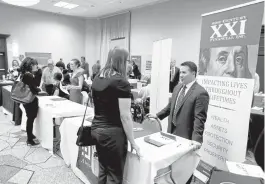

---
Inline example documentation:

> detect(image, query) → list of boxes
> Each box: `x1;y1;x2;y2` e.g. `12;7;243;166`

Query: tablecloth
0;81;13;106
2;85;13;113
123;133;200;184
60;117;200;184
20;96;94;151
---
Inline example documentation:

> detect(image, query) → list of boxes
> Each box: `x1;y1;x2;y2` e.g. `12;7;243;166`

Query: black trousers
23;97;39;141
91;127;128;184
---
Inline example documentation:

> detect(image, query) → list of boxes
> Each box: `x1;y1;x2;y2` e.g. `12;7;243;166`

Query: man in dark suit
148;61;209;144
169;64;180;93
148;61;209;183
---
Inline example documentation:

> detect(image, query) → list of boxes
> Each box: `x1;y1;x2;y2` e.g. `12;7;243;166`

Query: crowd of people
8;46;263;184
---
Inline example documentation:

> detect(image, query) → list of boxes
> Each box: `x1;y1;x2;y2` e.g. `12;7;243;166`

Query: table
60;116;97;184
123;134;199;184
0;80;13;106
2;85;13;113
60;117;200;184
128;79;138;89
20;96;94;151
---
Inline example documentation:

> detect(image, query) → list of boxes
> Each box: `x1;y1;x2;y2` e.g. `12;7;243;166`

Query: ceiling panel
0;0;171;18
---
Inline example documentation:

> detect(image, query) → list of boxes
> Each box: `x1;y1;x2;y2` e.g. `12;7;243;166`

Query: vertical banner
150;38;172;132
76;146;98;184
197;0;264;170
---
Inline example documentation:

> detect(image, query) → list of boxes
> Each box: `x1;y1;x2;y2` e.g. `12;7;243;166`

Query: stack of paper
226;161;265;179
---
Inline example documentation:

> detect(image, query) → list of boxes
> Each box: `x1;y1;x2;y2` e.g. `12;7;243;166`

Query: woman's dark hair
54;72;62;81
56;61;65;70
20;57;38;74
71;59;81;67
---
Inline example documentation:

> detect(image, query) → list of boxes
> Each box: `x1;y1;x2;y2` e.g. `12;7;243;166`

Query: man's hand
145;113;158;119
190;140;202;151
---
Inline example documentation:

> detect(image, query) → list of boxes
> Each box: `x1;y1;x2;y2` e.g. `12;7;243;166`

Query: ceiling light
53;1;79;9
2;0;40;6
64;4;79;9
54;1;68;7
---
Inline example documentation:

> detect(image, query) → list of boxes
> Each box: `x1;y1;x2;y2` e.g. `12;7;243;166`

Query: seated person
53;72;69;99
135;74;151;103
127;63;134;79
9;60;20;80
62;69;71;86
91;60;101;81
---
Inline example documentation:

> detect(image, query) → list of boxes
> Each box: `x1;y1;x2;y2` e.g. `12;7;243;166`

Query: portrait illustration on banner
198;45;259;79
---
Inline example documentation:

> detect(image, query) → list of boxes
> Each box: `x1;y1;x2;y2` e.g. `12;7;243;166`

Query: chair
143;97;150;114
140;118;176;184
141;117;162;132
254;128;264;170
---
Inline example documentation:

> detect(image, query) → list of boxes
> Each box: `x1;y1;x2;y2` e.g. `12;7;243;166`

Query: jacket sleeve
156;100;172;120
192;91;209;143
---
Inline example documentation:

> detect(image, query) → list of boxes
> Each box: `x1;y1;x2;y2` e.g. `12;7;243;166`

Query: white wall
0;3;87;67
130;0;254;74
85;19;101;70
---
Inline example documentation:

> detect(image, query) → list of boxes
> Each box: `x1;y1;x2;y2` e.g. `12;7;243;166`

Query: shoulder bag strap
81;92;90;128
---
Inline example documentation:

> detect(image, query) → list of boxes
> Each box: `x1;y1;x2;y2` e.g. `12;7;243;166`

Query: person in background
67;63;72;73
131;60;141;80
66;59;84;104
91;60;101;81
169;60;180;93
81;56;89;80
91;47;141;184
55;59;71;86
127;63;134;79
55;60;66;71
19;54;25;63
40;59;61;95
20;57;41;146
9;60;21;80
53;73;69;99
135;74;151;103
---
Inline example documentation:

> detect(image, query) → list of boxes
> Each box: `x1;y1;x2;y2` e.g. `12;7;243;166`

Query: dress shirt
176;80;196;102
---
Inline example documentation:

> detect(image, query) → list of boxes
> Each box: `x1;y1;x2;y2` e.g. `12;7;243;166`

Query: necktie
171;67;175;81
172;85;186;126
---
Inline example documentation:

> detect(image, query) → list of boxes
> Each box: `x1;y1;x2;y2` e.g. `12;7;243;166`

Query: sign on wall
197;0;264;170
25;52;51;66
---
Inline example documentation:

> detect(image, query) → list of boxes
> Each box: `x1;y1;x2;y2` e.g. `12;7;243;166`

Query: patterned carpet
0;109;85;184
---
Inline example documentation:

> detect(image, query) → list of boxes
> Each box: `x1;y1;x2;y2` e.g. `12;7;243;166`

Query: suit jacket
157;81;209;143
169;67;180;93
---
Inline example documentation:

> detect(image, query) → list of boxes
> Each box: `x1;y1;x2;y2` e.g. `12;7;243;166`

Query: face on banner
199;45;253;79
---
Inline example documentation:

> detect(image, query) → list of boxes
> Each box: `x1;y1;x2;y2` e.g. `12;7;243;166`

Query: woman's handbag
76;96;95;147
11;79;35;104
